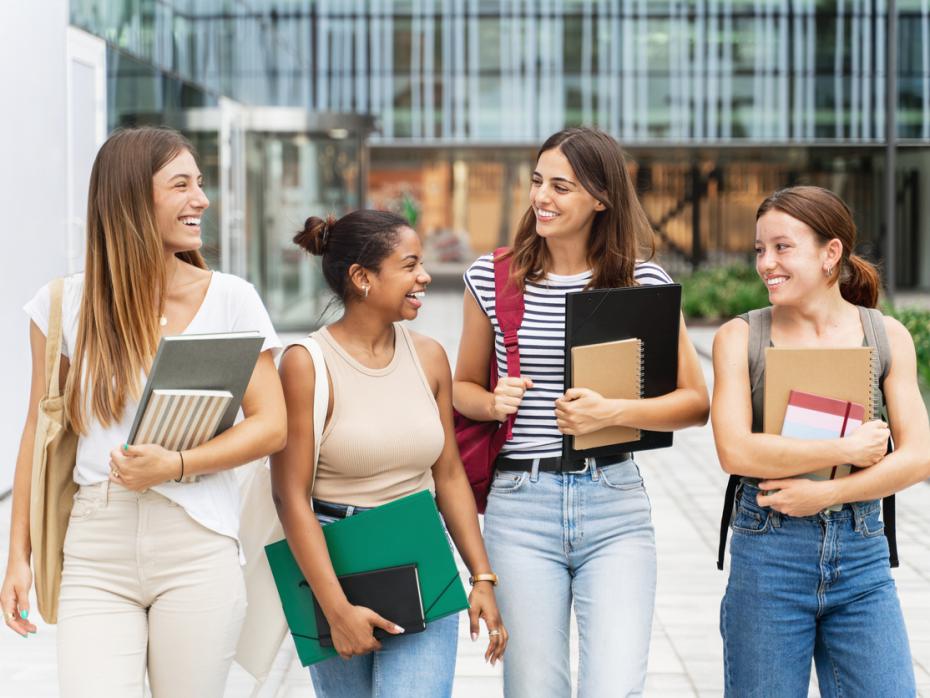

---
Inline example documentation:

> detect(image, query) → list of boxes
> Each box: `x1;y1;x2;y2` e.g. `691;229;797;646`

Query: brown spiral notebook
571;338;643;450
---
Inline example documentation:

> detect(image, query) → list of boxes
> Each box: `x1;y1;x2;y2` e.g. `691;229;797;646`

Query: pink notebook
781;389;865;481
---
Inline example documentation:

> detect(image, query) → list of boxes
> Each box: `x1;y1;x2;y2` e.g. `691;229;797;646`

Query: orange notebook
571;338;643;450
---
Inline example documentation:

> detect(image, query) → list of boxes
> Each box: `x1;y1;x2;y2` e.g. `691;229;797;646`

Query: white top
24;271;282;556
464;254;673;459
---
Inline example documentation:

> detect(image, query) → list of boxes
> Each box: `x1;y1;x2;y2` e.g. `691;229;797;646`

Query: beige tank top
311;323;445;508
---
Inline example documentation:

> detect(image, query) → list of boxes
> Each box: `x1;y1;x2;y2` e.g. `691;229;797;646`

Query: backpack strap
717;308;770;570
492;247;525;440
859;306;899;568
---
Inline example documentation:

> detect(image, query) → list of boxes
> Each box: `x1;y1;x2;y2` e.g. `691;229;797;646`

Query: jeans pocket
858;508;886;539
597;462;644;491
731;500;771;536
489;470;528;494
69;489;103;523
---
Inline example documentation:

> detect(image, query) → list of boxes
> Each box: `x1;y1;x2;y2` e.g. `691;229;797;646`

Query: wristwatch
468;572;499;586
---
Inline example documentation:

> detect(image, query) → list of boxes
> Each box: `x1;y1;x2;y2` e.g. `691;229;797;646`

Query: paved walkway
2;293;929;696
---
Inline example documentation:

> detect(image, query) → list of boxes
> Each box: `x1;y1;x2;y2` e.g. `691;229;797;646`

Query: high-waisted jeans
721;482;915;697
308;500;460;698
483;459;657;698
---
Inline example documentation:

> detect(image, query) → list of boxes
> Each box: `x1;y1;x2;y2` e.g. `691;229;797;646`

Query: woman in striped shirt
453;128;709;697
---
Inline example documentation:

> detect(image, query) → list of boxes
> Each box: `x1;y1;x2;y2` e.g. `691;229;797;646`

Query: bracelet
175;451;185;483
468;572;499;587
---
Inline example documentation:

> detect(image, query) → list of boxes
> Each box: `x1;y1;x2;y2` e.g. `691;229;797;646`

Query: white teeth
180;217;201;226
766;277;787;287
536;209;558;219
407;292;425;298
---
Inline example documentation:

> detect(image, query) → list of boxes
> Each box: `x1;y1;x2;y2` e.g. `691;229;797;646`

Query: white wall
0;2;71;491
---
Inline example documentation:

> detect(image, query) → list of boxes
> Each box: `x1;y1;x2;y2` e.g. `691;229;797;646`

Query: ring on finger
488;629;501;637
3;611;14;622
111;467;120;478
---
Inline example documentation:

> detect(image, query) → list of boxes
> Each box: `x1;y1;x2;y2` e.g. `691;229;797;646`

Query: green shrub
680;265;769;321
885;306;930;390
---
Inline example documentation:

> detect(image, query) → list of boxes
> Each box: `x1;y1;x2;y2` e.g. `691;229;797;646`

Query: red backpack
454;248;525;513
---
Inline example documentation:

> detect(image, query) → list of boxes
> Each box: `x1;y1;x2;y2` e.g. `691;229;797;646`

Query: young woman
0;127;286;697
272;210;506;698
712;185;930;696
453;127;709;697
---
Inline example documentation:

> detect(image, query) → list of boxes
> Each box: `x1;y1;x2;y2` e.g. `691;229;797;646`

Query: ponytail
839;253;880;308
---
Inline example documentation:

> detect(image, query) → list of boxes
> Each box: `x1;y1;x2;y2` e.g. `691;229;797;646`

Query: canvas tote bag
29;277;78;624
235;337;329;683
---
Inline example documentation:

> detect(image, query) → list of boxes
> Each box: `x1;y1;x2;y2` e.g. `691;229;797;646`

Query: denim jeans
721;482;915;697
483;459;657;698
308;501;460;698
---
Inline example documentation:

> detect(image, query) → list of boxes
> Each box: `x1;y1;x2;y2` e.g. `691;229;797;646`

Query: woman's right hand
328;604;405;659
1;559;38;637
492;377;533;422
843;420;891;467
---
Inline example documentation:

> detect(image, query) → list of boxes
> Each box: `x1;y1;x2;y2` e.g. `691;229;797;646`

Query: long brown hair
756;185;880;308
509;128;655;289
66;127;207;433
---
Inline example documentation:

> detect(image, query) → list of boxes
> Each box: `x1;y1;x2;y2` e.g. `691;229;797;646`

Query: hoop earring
824;266;833;278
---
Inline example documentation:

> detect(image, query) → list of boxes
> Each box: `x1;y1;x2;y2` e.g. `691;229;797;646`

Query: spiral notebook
571;338;643;450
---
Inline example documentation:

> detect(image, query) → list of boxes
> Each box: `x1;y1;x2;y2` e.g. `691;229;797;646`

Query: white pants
57;481;246;698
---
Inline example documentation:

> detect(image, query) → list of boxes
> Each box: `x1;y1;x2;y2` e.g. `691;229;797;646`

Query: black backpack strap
860;307;899;568
717;310;770;570
717;474;740;570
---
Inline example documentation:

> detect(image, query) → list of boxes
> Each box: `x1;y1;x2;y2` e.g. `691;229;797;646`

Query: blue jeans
721;482;915;697
484;459;657;698
308;501;460;698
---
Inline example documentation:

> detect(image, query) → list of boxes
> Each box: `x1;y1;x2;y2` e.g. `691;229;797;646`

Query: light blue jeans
721;482;915;697
484;459;657;698
308;502;460;698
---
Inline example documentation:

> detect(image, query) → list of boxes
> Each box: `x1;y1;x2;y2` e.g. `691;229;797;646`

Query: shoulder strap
745;307;771;393
288;336;330;494
860;306;891;390
45;278;66;399
493;247;524;440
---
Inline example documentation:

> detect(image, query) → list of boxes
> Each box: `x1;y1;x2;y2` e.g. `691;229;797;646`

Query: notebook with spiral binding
563;284;681;460
763;347;877;435
571;338;643;450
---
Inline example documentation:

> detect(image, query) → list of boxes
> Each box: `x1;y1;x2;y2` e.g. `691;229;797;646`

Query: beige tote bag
29;278;78;624
235;337;329;682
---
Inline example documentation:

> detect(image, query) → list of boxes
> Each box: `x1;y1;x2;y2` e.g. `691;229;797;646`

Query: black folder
562;284;681;460
310;564;426;647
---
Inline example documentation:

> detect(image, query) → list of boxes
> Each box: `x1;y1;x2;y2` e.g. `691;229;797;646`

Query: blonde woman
0;127;286;697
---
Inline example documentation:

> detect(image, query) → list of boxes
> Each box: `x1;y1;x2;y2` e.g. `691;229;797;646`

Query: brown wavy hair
756;185;880;308
507;128;655;289
66;127;206;433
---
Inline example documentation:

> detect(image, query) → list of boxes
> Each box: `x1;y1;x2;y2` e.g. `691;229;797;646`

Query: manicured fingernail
395;625;405;633
122;443;128;451
471;632;478;641
19;610;27;620
22;633;27;639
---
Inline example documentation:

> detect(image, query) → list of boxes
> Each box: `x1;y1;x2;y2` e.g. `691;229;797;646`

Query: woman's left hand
756;478;836;517
467;582;507;666
554;388;619;435
109;444;183;491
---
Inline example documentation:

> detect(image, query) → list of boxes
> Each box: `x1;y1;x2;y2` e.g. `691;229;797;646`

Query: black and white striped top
464;254;674;459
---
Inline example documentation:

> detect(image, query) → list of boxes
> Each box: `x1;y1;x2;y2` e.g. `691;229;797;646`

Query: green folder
265;490;469;666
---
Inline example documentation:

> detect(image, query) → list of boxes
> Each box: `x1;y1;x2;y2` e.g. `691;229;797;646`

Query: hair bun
294;215;335;256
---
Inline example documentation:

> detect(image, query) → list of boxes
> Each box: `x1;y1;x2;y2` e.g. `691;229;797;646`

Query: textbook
563;284;681;460
571;338;643;450
127;332;264;448
780;389;866;481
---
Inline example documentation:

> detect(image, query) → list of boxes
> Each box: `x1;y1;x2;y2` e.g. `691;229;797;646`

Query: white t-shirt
24;271;281;556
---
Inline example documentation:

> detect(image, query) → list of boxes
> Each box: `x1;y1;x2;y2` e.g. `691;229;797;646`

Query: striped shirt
464;255;674;459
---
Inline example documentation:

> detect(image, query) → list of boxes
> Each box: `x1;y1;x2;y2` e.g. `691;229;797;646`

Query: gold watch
468;572;499;586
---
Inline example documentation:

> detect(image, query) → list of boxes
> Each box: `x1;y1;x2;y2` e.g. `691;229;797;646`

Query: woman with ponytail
273;211;506;697
0;127;286;696
712;185;930;695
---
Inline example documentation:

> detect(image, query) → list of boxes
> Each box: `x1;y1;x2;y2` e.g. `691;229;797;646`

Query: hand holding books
108;442;188;492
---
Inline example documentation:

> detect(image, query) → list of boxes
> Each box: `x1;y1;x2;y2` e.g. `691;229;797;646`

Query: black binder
311;564;426;647
562;284;681;460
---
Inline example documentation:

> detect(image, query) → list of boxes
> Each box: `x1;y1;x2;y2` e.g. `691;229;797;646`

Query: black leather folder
562;284;681;460
311;564;426;647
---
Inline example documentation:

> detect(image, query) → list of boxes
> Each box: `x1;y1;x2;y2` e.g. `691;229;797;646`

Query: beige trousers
57;482;246;698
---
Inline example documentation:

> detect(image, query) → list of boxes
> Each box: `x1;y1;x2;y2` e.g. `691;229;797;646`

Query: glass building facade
70;0;930;309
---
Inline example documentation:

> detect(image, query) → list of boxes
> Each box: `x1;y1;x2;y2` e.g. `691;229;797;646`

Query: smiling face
364;226;432;321
755;209;843;305
152;148;209;255
530;147;606;244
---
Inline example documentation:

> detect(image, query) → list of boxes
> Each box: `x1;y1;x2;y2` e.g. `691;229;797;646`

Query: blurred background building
2;0;930;486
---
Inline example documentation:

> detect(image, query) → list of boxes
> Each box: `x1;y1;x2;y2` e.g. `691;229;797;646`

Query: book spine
869;346;880;420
